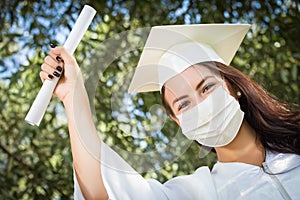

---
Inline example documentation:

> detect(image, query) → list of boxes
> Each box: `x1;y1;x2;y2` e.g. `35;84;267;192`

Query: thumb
50;46;77;65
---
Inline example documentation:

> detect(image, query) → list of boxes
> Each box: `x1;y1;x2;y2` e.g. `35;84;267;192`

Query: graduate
40;24;300;199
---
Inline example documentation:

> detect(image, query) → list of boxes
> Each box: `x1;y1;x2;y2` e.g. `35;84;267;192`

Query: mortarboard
128;24;250;94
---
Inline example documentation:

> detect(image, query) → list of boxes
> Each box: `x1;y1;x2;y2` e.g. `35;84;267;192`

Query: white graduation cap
128;24;250;94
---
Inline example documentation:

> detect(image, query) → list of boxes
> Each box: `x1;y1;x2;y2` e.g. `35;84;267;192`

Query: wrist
62;80;87;110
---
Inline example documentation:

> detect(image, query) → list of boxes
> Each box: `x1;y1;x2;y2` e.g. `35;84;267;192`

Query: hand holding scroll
39;46;82;102
25;5;96;126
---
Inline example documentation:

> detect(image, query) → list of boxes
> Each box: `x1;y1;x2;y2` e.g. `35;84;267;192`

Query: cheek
164;89;177;112
163;90;177;116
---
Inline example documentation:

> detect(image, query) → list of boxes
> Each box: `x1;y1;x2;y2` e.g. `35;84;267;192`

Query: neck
215;120;265;167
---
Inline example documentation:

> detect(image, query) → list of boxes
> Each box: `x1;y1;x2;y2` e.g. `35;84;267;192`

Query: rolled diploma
25;5;96;126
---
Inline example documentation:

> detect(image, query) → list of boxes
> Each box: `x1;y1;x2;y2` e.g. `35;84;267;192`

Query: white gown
74;141;300;199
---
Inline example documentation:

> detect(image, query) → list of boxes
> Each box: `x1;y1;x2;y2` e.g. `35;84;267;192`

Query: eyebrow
195;75;215;90
172;95;189;106
172;76;215;106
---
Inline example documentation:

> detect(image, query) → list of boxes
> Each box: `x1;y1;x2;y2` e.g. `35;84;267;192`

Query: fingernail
56;56;62;62
48;74;54;79
50;43;57;48
53;71;60;77
56;66;62;72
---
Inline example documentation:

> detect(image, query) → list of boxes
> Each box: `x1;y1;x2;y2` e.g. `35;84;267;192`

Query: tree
0;0;299;198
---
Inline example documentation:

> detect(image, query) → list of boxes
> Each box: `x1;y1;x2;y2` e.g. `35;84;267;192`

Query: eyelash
202;83;215;94
178;101;190;111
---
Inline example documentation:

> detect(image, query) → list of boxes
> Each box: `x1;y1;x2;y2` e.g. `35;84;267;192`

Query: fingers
40;55;64;82
39;71;51;83
50;46;76;65
43;55;61;69
48;44;65;64
40;44;78;83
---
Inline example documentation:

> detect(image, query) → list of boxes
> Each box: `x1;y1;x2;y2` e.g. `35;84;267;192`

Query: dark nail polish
48;74;54;79
50;43;57;48
53;71;60;77
56;56;61;62
56;66;62;72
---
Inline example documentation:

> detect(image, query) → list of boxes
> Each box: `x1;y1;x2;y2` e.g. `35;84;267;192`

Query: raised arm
40;45;216;200
40;46;108;199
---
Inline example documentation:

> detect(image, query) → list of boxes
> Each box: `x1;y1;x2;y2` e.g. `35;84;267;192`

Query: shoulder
158;166;218;199
165;166;212;185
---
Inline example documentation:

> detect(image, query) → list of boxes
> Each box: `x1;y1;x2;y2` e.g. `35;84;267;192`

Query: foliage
0;0;299;199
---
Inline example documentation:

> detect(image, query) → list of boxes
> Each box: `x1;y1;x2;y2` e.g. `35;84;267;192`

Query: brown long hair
161;61;300;155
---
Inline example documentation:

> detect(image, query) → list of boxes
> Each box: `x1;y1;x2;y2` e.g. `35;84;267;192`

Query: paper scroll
25;5;96;126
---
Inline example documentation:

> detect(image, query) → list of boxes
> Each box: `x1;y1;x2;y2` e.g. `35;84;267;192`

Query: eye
178;101;190;111
202;83;215;94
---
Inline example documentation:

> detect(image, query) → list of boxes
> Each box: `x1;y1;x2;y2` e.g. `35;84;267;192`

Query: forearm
63;80;108;199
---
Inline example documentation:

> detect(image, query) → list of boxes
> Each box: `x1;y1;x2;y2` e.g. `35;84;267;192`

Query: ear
170;114;180;126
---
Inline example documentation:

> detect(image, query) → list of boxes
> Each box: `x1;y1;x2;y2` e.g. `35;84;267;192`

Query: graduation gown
74;141;300;199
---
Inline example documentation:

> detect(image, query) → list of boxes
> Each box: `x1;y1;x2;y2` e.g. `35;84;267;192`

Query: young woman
40;24;300;199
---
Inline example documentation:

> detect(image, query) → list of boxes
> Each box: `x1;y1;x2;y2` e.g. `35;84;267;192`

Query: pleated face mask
176;85;244;147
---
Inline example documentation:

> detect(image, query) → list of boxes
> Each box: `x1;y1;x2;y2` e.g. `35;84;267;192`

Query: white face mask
176;86;244;147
